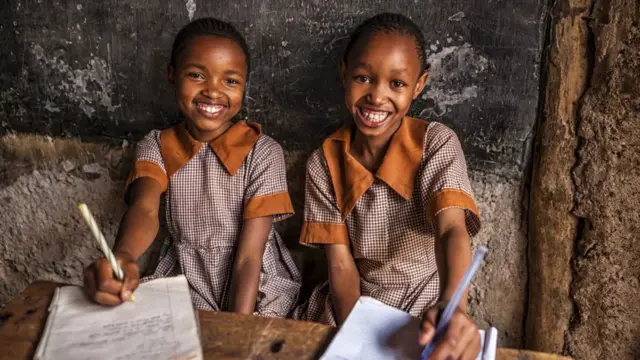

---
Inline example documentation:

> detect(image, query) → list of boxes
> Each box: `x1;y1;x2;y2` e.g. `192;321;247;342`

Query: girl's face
341;31;428;139
169;35;247;138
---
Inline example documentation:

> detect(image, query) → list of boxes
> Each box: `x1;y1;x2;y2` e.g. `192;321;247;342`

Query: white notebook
321;297;497;360
34;275;203;360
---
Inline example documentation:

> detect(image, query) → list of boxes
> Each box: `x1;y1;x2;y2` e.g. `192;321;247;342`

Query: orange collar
160;120;261;177
322;117;428;219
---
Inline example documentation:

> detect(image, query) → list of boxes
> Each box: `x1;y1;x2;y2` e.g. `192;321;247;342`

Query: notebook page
34;275;202;360
321;296;495;360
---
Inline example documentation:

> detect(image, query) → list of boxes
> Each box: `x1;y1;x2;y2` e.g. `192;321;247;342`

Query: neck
350;119;402;171
186;121;233;143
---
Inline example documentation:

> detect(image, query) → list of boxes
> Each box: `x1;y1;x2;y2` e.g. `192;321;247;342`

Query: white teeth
197;103;224;114
361;108;389;123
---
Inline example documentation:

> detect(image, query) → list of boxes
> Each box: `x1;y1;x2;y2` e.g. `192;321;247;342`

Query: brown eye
355;75;371;84
391;80;406;88
188;72;204;80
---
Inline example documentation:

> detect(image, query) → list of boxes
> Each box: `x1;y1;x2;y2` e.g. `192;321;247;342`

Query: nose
202;78;222;98
366;83;388;105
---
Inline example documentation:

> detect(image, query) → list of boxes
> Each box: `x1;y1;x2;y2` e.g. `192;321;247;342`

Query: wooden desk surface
0;281;570;360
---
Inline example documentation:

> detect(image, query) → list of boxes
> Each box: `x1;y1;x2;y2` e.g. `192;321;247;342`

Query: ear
167;64;176;85
412;71;429;99
339;58;348;87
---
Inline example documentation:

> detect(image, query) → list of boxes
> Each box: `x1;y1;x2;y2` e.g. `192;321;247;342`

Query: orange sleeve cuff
427;189;479;224
299;222;349;247
125;160;168;192
243;191;294;222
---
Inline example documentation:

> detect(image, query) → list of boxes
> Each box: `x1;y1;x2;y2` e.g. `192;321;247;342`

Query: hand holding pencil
79;203;140;305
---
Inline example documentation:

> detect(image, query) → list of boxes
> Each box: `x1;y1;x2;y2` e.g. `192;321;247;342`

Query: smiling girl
294;13;483;359
82;18;301;317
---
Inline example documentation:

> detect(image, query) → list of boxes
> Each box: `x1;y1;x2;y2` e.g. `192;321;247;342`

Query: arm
326;244;360;325
83;177;163;305
113;177;163;261
433;208;472;310
419;208;481;360
228;216;273;314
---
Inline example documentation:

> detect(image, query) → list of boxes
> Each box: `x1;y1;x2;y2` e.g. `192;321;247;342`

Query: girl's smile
341;31;428;140
169;35;248;143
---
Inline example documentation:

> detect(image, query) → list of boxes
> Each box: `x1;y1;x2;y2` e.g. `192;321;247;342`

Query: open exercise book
321;297;498;360
35;275;203;360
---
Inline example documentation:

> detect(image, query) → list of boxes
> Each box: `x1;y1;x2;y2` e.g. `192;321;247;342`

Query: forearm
434;227;472;311
228;216;272;314
113;204;160;261
329;265;361;325
229;256;262;314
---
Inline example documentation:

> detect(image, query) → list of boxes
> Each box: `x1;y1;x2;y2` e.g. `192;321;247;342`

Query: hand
83;252;139;305
419;306;481;360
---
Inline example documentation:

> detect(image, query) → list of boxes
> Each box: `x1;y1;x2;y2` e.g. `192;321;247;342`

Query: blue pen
420;246;488;360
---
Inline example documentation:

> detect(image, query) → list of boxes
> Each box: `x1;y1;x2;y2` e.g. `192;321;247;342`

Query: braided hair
343;13;429;73
170;18;251;74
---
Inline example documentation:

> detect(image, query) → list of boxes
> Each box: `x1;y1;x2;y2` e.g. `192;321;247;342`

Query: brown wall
527;0;640;359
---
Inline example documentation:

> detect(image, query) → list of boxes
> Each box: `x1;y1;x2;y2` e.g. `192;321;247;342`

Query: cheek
228;88;245;108
343;85;362;106
395;92;414;110
176;82;197;100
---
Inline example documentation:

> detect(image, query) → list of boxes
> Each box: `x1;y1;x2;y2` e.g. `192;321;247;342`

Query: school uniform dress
126;120;301;317
294;117;481;325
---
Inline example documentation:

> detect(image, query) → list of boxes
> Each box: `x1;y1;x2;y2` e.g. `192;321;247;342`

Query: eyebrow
352;62;409;74
183;63;207;71
353;62;372;70
390;68;408;74
223;69;245;77
183;63;245;77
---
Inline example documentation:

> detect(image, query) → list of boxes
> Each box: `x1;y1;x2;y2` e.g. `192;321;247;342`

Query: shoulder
254;133;283;152
252;134;285;159
425;121;459;141
136;129;163;151
140;129;162;142
423;121;462;152
307;146;328;170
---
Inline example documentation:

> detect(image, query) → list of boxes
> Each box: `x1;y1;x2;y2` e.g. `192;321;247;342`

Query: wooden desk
0;281;570;360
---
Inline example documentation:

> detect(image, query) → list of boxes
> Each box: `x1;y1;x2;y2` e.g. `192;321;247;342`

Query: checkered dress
294;118;481;325
128;121;301;317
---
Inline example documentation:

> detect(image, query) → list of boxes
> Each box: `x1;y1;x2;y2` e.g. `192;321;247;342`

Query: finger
95;258;123;295
427;334;457;360
83;265;97;299
429;312;467;360
440;312;466;350
419;319;436;346
460;330;482;360
419;308;439;345
451;322;478;360
94;291;123;306
120;262;140;301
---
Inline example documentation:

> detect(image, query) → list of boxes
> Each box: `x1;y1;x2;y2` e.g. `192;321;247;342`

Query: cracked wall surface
526;0;588;353
528;0;640;359
567;0;640;359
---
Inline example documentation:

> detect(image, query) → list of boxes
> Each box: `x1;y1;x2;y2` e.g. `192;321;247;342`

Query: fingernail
122;291;131;300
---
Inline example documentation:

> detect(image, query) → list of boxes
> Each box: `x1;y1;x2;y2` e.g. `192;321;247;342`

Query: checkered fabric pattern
294;121;480;325
134;128;301;317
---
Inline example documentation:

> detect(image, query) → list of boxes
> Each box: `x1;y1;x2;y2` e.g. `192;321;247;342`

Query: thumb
419;307;439;345
120;261;140;302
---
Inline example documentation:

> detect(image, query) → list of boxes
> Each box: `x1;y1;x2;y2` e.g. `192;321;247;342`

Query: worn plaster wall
0;0;549;348
568;0;640;358
527;0;640;359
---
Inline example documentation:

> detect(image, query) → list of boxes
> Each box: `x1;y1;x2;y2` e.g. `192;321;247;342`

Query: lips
357;106;392;128
195;101;226;118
